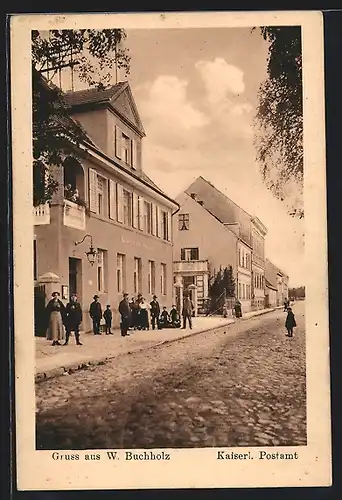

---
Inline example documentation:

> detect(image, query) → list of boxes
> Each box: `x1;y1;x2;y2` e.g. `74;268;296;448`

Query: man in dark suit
150;295;161;330
89;295;102;335
119;293;131;337
64;293;83;345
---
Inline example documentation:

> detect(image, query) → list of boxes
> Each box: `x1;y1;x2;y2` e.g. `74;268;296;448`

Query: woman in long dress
234;299;242;319
45;292;66;346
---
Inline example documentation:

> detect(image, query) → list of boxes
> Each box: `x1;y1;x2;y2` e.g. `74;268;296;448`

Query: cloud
137;75;208;149
195;58;246;103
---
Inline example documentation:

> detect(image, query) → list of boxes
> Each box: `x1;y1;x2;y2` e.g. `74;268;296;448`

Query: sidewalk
35;307;277;382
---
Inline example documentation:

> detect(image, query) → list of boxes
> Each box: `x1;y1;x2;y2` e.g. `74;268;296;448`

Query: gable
110;86;145;136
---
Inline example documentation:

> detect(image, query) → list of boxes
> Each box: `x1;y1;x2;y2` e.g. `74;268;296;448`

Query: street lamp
75;234;97;266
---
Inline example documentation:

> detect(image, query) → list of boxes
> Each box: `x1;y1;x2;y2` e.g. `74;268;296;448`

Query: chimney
198;200;204;206
190;192;197;200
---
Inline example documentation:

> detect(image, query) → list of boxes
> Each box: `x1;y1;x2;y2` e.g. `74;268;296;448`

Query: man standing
182;294;194;329
89;295;102;335
119;293;131;337
150;295;160;330
64;293;83;345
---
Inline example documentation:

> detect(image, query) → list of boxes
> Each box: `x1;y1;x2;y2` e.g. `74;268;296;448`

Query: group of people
117;293;187;337
44;291;193;345
45;292;83;346
64;184;79;203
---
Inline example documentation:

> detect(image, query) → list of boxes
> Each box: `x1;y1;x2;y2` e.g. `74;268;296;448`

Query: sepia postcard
11;10;331;490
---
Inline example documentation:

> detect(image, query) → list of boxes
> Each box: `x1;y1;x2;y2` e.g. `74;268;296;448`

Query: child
285;307;297;337
159;306;170;329
170;305;181;328
103;305;113;335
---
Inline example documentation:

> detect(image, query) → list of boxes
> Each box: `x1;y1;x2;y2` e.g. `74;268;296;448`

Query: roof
185;176;254;246
265;279;278;291
63;81;146;136
63;82;126;107
140;171;168;198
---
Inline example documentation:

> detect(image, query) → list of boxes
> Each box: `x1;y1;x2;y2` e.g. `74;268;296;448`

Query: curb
35;307;277;383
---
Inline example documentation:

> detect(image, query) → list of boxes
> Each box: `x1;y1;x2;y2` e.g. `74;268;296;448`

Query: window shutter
167;211;172;241
116;183;124;223
151;203;157;235
131;138;137;169
155;205;159;237
138;196;144;231
157;206;163;238
181;249;185;261
191;248;199;260
115;125;122;159
88;168;98;213
132;192;139;228
108;179;116;220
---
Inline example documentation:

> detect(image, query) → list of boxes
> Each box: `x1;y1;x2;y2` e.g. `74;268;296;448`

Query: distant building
180;176;267;311
172;192;238;314
33;81;179;331
265;258;289;307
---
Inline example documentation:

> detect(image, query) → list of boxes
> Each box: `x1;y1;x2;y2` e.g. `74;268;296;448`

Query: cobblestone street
36;302;306;450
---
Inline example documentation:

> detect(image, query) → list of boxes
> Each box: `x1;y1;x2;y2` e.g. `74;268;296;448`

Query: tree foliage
32;29;130;206
208;266;235;313
253;26;303;218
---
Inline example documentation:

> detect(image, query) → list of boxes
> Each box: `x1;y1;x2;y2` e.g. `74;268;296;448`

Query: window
242;283;245;300
117;253;126;293
144;201;152;234
238;283;241;299
133;257;142;294
178;213;190;231
122;133;131;164
162;210;168;240
180;247;199;261
97;249;107;293
33;240;37;281
148;260;155;295
161;263;167;295
123;189;132;226
97;176;105;215
238;248;241;266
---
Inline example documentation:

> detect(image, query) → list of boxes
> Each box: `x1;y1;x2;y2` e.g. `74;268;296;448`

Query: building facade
34;82;178;331
265;258;289;307
172;192;238;313
184;176;268;311
251;217;267;310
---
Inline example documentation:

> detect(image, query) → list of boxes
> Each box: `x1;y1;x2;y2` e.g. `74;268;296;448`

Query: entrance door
183;275;195;293
69;257;82;300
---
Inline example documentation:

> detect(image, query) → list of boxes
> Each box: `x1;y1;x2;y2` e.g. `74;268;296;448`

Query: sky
59;27;305;287
123;28;305;287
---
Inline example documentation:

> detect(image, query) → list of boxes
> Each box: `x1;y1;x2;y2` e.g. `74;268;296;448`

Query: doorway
69;257;82;300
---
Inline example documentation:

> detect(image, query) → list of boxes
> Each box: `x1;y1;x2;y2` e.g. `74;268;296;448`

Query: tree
32;29;130;206
208;266;235;313
253;27;303;218
223;266;235;297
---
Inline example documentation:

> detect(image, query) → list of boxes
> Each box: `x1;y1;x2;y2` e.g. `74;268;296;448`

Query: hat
153;295;157;299
106;304;111;307
52;291;60;297
71;293;77;297
123;293;129;297
93;295;99;299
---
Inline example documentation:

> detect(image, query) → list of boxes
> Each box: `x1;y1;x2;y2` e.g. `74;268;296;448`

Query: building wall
237;240;252;313
265;287;277;307
71;106;143;173
35;204;174;331
173;192;238;293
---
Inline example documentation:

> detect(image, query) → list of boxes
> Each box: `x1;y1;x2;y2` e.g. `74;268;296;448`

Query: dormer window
115;125;137;169
122;133;131;165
